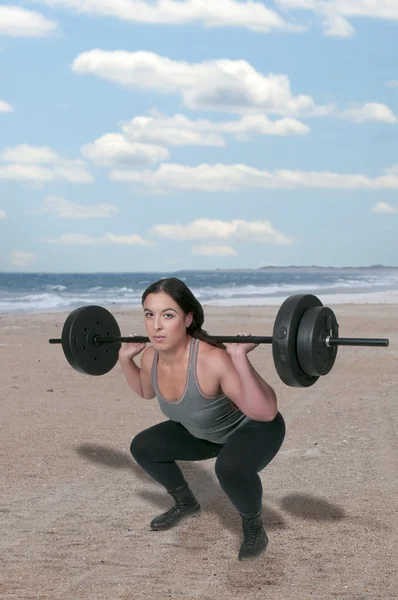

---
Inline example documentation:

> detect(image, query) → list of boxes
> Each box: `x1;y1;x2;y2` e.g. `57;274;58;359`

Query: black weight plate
296;306;339;377
61;305;121;375
272;294;323;387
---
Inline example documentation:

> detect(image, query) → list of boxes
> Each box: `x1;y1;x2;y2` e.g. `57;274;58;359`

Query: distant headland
173;265;398;273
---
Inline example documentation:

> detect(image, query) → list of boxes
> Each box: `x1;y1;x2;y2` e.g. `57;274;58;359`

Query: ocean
1;267;398;314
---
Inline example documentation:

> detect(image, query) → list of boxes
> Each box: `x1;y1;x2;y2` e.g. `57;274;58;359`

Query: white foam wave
0;293;66;312
1;274;398;313
46;285;67;291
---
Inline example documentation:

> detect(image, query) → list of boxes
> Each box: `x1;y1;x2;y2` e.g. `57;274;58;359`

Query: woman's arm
119;347;156;399
215;351;278;421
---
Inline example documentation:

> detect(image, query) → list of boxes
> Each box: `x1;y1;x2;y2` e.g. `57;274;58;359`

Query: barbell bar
49;335;275;344
49;335;388;347
48;294;389;388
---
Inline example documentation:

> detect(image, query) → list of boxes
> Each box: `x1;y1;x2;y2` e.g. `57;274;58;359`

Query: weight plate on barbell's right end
272;294;323;387
61;305;121;375
296;306;339;377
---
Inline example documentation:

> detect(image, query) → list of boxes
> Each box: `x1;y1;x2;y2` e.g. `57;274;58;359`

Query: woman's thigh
215;412;286;474
130;419;223;462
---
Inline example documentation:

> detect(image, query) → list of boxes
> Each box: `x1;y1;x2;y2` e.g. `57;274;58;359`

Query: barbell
48;294;389;388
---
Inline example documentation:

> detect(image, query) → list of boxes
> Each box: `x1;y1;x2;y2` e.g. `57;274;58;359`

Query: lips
153;336;165;340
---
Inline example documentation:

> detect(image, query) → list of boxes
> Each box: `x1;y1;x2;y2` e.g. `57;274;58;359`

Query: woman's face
143;292;193;346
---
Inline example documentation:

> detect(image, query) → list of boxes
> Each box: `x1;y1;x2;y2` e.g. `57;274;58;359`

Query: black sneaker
238;510;268;560
150;482;200;531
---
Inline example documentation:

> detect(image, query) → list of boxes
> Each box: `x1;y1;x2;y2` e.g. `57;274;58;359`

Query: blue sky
1;0;398;272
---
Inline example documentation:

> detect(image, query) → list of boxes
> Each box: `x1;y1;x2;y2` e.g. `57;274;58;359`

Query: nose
153;317;163;331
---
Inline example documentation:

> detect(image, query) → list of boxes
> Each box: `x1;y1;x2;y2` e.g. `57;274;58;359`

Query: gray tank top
151;336;251;444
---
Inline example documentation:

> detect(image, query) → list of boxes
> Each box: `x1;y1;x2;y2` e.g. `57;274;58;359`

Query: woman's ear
185;312;194;328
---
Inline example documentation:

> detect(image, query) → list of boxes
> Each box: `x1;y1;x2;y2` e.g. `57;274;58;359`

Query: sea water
1;267;397;314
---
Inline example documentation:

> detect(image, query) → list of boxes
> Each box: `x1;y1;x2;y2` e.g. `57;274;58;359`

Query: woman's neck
158;335;192;367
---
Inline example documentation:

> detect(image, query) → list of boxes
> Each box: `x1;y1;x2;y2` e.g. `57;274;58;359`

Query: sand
0;303;397;600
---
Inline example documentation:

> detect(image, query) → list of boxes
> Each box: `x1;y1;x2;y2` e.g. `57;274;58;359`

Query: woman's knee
215;452;249;484
130;429;152;460
271;411;286;447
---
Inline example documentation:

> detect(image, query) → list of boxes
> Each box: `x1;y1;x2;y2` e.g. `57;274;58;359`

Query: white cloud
52;163;94;183
0;144;59;163
339;103;397;124
0;101;13;113
121;112;309;146
276;0;398;37
81;113;309;169
0;164;54;182
43;234;97;245
385;164;398;175
41;218;290;249
0;144;94;184
110;163;398;192
71;50;396;126
192;245;237;257
334;0;398;21
150;218;293;245
81;133;170;167
30;0;303;33
0;163;93;184
30;195;119;218
11;251;36;267
28;0;398;38
122;114;225;147
72;50;325;116
385;80;398;89
83;100;398;172
102;233;156;246
0;6;58;38
216;114;310;137
0;209;7;220
322;11;355;38
372;201;398;214
43;232;155;245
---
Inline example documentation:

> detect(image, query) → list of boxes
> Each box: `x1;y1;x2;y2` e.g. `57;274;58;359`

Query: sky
1;1;398;273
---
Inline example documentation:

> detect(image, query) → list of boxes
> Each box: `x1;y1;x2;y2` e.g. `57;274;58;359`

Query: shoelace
243;523;263;546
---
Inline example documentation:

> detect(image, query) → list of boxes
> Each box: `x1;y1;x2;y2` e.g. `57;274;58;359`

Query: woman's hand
224;333;259;358
118;334;147;362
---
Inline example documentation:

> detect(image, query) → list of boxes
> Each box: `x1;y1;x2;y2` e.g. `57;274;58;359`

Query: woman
119;277;285;561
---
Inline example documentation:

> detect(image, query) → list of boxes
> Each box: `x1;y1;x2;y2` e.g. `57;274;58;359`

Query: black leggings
130;412;285;515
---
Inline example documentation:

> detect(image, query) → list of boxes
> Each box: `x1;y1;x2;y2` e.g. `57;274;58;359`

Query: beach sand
1;304;397;600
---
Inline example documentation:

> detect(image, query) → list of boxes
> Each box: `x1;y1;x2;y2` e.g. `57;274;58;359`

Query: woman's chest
157;347;222;403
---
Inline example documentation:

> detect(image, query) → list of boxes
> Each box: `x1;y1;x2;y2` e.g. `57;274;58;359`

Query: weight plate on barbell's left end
61;305;121;375
296;306;339;377
272;294;323;388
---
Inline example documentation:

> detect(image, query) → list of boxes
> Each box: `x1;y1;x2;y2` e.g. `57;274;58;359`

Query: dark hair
141;277;225;350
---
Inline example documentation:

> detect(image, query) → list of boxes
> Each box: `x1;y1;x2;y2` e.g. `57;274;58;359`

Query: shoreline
1;299;398;318
0;301;397;318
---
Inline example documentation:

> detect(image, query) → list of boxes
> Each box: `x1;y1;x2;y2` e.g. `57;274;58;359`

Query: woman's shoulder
142;344;156;359
196;338;226;369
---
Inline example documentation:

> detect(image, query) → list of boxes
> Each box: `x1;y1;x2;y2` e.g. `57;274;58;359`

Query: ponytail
187;318;226;350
